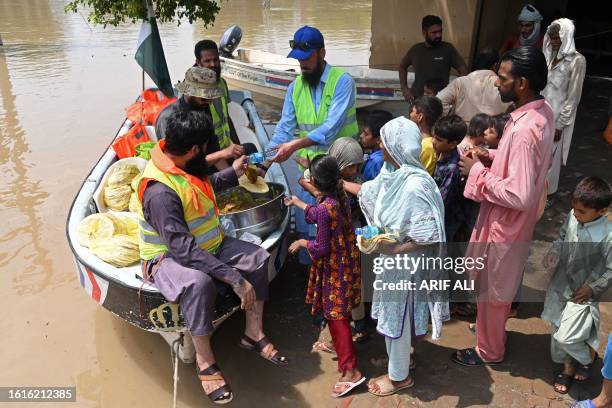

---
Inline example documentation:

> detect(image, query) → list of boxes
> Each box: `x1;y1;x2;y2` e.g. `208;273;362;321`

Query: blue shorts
602;334;612;380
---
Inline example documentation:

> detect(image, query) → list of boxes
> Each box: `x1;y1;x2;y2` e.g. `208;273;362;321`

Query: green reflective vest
210;78;232;149
292;66;358;167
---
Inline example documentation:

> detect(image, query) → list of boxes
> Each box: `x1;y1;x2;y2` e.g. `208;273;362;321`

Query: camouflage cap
175;66;223;99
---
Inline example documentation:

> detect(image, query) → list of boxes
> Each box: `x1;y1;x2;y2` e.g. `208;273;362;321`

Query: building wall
369;0;480;71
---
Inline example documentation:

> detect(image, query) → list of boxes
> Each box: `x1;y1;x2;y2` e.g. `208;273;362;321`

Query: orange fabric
138;140;219;216
112;123;150;159
126;89;177;126
604;117;612;145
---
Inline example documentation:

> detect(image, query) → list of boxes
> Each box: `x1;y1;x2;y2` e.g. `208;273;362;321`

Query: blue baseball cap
287;26;325;60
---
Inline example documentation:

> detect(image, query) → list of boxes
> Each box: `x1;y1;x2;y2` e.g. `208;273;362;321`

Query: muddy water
0;0;371;406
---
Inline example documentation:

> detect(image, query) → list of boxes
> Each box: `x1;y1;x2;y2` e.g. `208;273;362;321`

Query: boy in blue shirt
360;110;394;182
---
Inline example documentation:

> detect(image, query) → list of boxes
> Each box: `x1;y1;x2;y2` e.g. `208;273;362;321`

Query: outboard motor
219;25;242;58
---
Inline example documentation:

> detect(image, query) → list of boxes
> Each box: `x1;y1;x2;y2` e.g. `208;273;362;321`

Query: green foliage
64;0;221;27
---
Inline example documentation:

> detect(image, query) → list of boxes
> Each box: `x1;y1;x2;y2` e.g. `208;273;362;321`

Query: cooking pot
217;182;287;238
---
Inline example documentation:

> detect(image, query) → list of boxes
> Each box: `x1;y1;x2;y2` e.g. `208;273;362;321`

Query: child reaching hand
541;176;612;395
285;155;365;398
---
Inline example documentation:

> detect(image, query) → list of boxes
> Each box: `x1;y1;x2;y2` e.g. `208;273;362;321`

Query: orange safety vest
112;123;151;159
126;89;177;126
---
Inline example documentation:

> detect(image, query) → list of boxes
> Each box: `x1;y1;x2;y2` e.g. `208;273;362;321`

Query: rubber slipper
367;375;414;397
312;341;336;355
553;372;573;394
574;353;598;383
331;376;366;398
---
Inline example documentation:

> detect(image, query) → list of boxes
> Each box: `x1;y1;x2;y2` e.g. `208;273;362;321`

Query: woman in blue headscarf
358;116;449;396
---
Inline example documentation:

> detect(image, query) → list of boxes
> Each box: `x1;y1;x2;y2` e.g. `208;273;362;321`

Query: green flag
135;6;173;97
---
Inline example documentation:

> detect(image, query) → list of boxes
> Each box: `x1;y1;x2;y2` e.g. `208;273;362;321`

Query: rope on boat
170;333;184;408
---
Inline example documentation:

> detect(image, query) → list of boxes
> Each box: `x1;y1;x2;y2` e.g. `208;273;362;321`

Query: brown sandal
240;335;288;366
197;363;233;404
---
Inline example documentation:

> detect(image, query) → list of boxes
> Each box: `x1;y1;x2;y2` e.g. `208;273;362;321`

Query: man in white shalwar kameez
542;19;586;199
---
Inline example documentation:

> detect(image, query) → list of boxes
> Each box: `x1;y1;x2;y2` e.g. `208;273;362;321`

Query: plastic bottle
248;148;278;164
355;226;382;240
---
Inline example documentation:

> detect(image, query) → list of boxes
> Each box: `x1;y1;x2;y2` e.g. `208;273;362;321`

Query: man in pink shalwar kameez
452;46;555;366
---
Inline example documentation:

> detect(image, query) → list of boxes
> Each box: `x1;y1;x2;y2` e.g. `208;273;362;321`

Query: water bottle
248;148;278;164
355;226;382;240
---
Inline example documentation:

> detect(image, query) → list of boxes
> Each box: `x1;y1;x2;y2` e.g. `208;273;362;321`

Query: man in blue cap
266;25;359;264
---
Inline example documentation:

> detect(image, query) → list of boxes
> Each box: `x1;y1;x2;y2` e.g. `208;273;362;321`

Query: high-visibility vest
136;141;223;261
210;78;232;149
292;66;358;167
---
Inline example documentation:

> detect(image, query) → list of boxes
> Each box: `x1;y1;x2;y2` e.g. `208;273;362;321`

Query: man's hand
273;142;296;163
288;239;307;254
554;129;562;142
233;279;256;310
222;144;245;160
402;87;414;103
542;249;560;270
232;155;247;177
459;154;478;177
572;285;594;304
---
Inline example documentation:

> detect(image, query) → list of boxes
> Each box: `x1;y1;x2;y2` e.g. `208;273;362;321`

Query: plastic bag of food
77;213;116;248
107;164;141;188
104;184;132;211
219;216;236;238
90;235;140;267
105;213;138;237
128;192;140;213
130;174;142;192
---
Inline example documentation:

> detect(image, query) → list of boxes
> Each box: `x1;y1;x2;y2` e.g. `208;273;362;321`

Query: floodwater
0;0;371;406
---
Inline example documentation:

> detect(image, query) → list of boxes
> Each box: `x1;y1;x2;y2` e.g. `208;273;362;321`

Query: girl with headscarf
500;4;544;53
357;117;449;396
299;138;371;342
542;19;586;202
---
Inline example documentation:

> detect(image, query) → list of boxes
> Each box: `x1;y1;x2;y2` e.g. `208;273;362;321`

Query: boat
66;89;291;362
221;48;412;112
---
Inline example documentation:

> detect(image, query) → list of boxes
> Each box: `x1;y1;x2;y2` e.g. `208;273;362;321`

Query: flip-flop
312;341;336;355
451;348;502;367
368;375;414;397
331;376;366;398
553;372;573;394
574;353;599;383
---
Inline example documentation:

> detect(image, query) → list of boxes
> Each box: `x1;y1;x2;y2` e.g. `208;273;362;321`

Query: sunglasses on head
289;40;312;51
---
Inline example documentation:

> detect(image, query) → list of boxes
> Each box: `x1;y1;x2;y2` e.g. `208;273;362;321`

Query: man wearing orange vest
138;109;287;404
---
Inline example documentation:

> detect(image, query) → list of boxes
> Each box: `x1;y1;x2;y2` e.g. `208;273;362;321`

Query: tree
64;0;222;27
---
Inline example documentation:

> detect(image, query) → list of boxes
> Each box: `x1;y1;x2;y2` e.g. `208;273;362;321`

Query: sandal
367;374;414;397
574;353;598;383
553;372;573;394
240;335;288;366
197;363;233;405
451;348;502;367
331;376;366;398
312;341;336;355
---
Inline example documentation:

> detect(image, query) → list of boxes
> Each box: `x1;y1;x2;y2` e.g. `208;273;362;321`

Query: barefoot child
541;176;612;395
285;155;365;398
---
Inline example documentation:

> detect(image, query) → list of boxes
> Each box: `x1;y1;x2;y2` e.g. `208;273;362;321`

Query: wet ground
1;1;611;406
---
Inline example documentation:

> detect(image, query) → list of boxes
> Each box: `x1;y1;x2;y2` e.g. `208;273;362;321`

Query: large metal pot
217;182;287;238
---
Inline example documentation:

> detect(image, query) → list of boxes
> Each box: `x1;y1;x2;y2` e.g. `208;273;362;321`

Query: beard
184;150;210;178
498;87;518;103
302;58;325;88
212;64;222;79
425;36;442;46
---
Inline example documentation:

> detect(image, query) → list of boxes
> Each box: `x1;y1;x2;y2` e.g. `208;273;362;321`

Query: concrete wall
369;0;480;71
